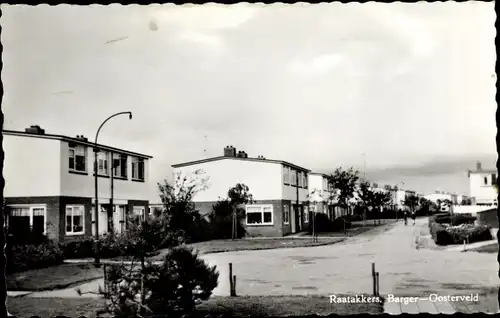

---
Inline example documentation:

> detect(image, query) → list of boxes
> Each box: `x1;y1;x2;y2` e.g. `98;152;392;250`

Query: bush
450;215;477;226
7;241;64;273
60;237;95;259
429;221;454;246
208;200;246;240
103;246;219;318
446;224;492;244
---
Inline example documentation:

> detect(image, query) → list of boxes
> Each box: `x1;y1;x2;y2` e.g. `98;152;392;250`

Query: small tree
328;167;360;216
157;169;210;244
403;193;420;215
227;183;254;240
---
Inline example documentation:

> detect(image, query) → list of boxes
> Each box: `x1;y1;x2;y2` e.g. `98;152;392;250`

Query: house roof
171;155;310;172
468;169;497;174
309;172;329;177
3;129;153;159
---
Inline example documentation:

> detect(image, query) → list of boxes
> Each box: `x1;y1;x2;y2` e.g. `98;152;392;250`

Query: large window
113;153;128;178
97;151;109;175
66;205;85;235
133;206;146;223
246;205;273;225
132;157;145;181
8;205;47;236
283;204;290;224
290;170;297;186
69;144;87;172
283;166;290;184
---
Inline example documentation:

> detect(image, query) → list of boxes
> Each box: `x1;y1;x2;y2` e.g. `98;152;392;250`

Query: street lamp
94;111;132;268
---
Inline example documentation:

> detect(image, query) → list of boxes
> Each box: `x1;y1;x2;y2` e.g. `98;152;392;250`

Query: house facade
171;146;310;237
3;126;153;242
468;161;498;206
307;173;335;219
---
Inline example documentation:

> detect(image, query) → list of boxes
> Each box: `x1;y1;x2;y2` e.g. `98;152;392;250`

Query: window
291;170;297;186
8;206;47;237
283;205;290;224
283;166;290;184
298;172;303;187
113;153;128;178
69;144;87;172
246;205;273;225
132;157;145;181
133;206;145;222
492;174;497;186
66;205;84;235
303;174;307;188
97;151;109;175
304;207;309;223
484;176;489;185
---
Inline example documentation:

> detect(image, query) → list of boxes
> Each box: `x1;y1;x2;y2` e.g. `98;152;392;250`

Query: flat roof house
3;126;153;242
468;161;498;206
172;146;311;237
307;173;335;219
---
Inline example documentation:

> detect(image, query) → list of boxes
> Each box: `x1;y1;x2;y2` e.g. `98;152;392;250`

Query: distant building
307;173;336;219
468;161;497;206
172;146;310;237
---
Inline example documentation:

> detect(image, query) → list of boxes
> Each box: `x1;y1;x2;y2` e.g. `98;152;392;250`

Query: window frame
69;144;87;173
132;157;145;181
66;205;85;235
245;204;274;226
8;205;47;235
97;151;109;176
112;153;128;179
283;204;290;225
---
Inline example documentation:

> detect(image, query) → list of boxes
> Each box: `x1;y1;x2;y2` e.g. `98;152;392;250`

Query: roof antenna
203;135;207;158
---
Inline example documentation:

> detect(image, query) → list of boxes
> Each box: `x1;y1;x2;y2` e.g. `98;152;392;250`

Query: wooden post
371;262;376;296
232;275;237;297
229;263;235;296
103;263;107;294
375;272;380;297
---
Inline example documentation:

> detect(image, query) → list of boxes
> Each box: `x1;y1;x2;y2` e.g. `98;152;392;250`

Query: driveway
26;218;499;298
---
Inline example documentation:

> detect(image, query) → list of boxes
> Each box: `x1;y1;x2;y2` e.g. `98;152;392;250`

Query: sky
1;2;496;200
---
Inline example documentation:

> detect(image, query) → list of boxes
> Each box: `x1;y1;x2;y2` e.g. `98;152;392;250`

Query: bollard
229;263;235;296
375;272;380;297
233;275;237;297
371;262;376;296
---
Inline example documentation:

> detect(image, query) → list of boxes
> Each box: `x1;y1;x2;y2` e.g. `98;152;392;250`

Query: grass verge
7;263;103;291
468;242;498;254
7;295;384;317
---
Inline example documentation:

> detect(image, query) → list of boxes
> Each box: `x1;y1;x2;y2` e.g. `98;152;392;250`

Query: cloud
290;53;345;74
151;3;259;31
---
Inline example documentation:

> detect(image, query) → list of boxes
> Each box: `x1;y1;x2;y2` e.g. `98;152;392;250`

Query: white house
3;125;153;242
468;161;497;206
171;146;311;237
307;173;335;219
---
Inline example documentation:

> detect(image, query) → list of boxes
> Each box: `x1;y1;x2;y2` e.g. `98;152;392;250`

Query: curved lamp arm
94;111;133;148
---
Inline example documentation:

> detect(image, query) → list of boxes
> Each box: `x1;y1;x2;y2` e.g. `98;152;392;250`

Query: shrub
446;224;492;244
102;246;219;318
450;215;477;226
60;237;95;259
7;241;64;273
208;200;246;240
429;221;454;246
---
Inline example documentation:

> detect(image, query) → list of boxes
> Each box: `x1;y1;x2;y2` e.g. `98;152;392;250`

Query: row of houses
169;145;419;237
3;126;153;242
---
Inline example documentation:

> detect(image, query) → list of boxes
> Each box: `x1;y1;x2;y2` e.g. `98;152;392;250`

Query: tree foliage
403;193;420;213
328;167;360;212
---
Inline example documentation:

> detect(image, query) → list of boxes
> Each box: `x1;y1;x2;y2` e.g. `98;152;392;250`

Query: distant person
403;210;408;226
411;211;416;225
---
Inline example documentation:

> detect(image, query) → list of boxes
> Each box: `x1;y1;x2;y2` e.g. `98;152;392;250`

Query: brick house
3;125;153;242
171;146;310;237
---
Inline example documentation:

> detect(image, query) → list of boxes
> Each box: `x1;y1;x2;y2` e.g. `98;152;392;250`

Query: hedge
308;214;351;233
428;215;492;245
7;242;64;273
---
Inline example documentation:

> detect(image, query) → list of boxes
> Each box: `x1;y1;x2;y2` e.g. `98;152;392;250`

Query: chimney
257;155;266;160
476;161;482;171
237;151;248;158
224;145;236;157
76;135;88;142
25;125;45;135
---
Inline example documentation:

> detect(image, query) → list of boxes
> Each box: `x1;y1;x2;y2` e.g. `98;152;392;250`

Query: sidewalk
445;239;497;252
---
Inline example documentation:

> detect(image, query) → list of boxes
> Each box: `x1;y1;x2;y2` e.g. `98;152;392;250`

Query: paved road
26;218;499;308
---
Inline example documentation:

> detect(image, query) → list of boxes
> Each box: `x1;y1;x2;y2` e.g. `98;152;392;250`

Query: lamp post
94;111;132;268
